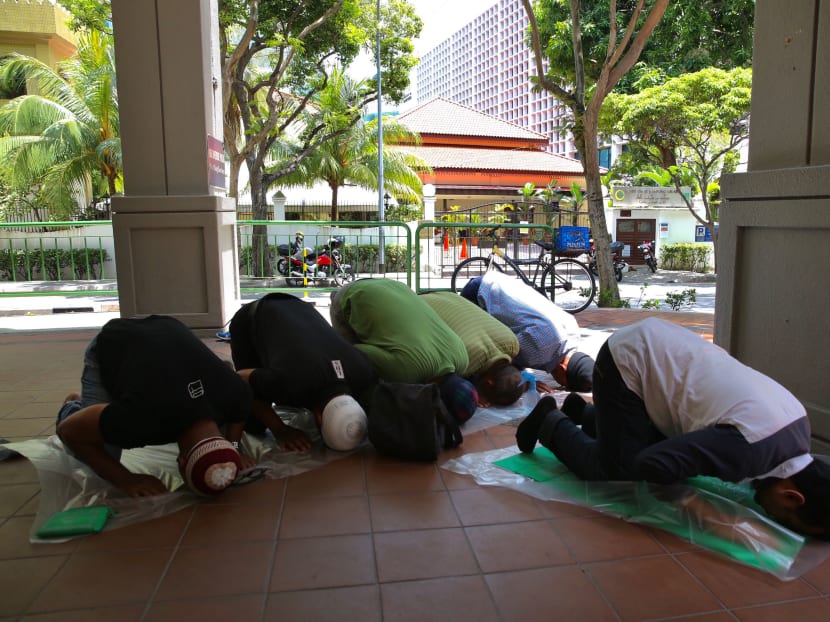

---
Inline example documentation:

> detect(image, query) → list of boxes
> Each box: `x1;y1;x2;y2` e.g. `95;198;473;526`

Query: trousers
538;341;665;480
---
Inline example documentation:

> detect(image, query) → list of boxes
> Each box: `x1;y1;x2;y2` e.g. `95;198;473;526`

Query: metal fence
413;221;558;293
0;221;115;286
236;219;413;293
0;211;587;298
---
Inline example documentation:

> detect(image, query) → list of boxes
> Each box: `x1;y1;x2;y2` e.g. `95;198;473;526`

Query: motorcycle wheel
277;257;289;276
615;266;624;282
333;266;355;287
647;258;657;273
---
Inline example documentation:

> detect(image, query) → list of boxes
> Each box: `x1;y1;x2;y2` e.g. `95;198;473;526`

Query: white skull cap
320;394;367;451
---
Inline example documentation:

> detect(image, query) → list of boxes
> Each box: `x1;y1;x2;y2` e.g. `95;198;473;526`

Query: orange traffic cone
443;232;449;252
460;239;468;259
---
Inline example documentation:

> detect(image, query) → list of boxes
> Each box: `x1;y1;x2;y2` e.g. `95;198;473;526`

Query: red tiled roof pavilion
392;98;586;206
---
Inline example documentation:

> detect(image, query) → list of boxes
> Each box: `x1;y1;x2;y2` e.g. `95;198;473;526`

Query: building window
599;147;611;169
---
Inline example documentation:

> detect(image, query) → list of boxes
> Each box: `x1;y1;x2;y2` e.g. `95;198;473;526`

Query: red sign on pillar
207;135;226;190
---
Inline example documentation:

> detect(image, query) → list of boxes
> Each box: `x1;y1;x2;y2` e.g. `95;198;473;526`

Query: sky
350;0;498;82
408;0;498;54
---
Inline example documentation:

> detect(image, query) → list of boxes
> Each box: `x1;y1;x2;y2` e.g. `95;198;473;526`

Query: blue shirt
475;271;580;372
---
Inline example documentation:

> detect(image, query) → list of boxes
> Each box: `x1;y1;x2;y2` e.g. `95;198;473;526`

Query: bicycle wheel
541;258;596;313
450;257;503;293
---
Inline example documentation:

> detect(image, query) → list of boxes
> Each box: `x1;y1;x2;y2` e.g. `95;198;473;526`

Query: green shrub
0;247;110;281
0;249;28;281
383;244;412;271
665;288;697;311
659;243;712;272
345;243;378;272
238;244;277;276
341;243;411;273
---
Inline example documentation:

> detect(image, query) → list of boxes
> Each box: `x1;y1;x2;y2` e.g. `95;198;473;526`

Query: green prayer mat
493;447;806;577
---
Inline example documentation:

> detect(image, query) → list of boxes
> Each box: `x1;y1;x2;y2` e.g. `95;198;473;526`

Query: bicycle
450;225;596;313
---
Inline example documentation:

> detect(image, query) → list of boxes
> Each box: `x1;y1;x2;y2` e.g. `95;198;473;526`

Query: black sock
516;396;558;453
581;403;598;438
561;392;587;424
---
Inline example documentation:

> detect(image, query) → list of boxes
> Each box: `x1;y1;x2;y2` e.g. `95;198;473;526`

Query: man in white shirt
516;317;830;539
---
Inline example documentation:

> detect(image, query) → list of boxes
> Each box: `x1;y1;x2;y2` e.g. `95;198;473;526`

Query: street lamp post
376;0;385;274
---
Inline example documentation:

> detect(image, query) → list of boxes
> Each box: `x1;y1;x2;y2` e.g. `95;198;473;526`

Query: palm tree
0;31;120;220
278;69;429;221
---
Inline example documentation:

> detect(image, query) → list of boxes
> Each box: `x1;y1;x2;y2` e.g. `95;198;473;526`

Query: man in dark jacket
229;293;376;452
57;315;253;497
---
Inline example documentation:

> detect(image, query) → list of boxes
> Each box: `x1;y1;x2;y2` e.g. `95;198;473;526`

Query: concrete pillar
110;0;239;329
717;0;830;452
423;184;436;221
272;191;286;220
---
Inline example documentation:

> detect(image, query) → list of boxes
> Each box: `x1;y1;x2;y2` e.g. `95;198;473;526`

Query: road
0;268;716;333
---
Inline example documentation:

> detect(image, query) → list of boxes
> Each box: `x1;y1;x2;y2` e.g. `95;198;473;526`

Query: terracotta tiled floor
2;310;830;621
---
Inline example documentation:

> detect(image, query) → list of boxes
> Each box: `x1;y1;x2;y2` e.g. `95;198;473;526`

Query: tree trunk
228;155;243;262
577;110;620;306
228;156;242;200
330;182;339;221
249;166;273;277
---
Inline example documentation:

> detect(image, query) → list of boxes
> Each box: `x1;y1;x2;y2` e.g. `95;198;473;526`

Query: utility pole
376;0;385;273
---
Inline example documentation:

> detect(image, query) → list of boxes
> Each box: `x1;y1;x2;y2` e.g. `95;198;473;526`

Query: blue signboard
695;225;718;242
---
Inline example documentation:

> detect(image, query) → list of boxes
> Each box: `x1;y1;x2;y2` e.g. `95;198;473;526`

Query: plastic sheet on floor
460;369;558;434
6;407;353;543
441;446;830;581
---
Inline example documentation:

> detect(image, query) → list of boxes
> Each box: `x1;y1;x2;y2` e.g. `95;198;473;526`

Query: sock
516;395;558;453
581;403;598;438
561;392;587;424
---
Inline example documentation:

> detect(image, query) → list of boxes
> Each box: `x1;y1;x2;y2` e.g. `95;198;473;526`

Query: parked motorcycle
276;231;309;276
638;240;657;273
587;239;627;282
279;233;355;287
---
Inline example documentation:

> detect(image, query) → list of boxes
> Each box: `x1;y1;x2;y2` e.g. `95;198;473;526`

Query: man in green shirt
419;291;532;407
330;279;476;422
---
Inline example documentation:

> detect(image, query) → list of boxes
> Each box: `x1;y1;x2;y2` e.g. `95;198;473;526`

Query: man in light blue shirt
461;271;593;392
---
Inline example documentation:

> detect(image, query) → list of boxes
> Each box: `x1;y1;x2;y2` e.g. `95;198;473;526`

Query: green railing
236;219;413;294
0;219;558;299
0;221;117;298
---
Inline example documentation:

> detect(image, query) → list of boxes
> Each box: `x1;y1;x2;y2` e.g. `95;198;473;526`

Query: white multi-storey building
412;0;622;169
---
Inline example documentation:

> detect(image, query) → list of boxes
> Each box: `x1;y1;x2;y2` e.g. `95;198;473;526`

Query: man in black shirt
57;315;254;497
229;293;376;452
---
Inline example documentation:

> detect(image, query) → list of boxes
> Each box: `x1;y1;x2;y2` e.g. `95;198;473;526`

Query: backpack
367;380;463;462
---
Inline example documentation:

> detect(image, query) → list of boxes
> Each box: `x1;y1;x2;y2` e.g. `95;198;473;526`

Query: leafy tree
0;31;121;220
522;0;669;305
273;68;429;221
383;202;421;222
220;0;421;275
0;169;40;221
537;0;754;94
633;165;697;192
631;0;753;80
534;179;563;206
58;0;113;34
60;1;422;276
0;58;26;100
600;66;752;270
